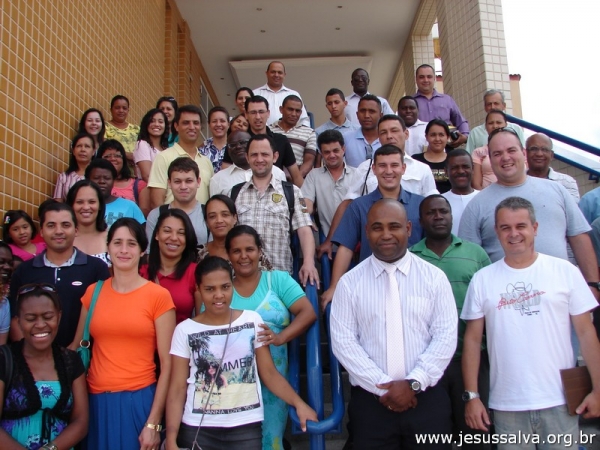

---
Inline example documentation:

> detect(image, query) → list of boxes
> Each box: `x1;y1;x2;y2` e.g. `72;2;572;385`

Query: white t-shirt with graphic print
170;310;266;428
461;253;597;411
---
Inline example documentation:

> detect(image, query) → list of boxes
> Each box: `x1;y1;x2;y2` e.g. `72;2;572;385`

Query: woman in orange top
74;218;176;450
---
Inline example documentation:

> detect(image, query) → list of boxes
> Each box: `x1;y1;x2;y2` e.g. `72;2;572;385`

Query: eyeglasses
228;140;249;149
102;153;123;159
17;283;57;297
487;127;520;143
526;146;552;154
247;110;268;116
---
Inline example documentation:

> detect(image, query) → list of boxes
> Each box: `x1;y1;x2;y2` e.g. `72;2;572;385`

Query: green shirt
410;235;491;358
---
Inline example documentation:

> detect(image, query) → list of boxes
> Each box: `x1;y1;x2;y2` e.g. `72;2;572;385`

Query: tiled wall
0;0;212;223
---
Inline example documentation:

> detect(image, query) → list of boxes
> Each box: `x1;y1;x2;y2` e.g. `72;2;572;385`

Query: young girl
2;210;46;262
165;256;317;450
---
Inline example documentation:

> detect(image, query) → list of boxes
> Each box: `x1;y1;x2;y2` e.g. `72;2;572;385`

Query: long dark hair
66;133;95;174
138;108;169;150
147;209;198;281
65;179;107;232
77;108;106;146
3;210;37;244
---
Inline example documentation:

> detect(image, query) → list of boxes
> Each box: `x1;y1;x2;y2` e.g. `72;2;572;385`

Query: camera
450;130;460;141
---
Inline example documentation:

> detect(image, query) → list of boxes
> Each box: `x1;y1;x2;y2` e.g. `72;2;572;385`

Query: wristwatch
145;422;163;432
587;282;600;291
407;379;422;394
462;390;480;402
41;444;58;450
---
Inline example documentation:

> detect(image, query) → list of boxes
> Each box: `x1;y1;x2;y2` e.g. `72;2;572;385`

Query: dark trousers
438;352;491;450
348;384;453;450
177;421;262;450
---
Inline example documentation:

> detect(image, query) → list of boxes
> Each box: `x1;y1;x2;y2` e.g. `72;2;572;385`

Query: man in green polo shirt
410;194;491;449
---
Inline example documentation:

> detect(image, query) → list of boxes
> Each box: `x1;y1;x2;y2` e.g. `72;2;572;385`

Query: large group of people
1;60;600;450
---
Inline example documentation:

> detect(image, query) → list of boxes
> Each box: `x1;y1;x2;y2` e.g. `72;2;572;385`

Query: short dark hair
110;95;129;108
225;225;263;253
325;88;345;101
351;68;369;79
445;149;473;168
485;109;507;124
107;217;148;252
138;108;169;150
66;133;95;174
418;194;451;219
378;114;407;131
195;255;233;285
205;195;237;221
3;210;37;244
39;202;77;228
66;180;107;232
282;95;302;108
174;105;202;124
495;196;536;225
235;87;254;99
416;64;435;76
97;139;132;180
85;158;118;180
168;157;200;179
397;95;418;111
208;106;230;122
358;94;381;110
267;61;286;72
373;144;404;163
147;208;198;281
78;108;106;145
246;95;269;111
425;119;450;136
317;129;345;149
246;134;275;153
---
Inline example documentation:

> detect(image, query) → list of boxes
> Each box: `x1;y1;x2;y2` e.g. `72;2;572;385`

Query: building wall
0;0;213;222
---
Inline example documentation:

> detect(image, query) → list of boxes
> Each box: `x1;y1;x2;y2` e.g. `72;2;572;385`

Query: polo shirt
410;235;491;358
413;89;469;135
301;164;356;237
342;129;381;168
147;143;214;204
344;92;395;124
332;187;424;262
253;84;310;127
8;249;110;347
270;122;317;165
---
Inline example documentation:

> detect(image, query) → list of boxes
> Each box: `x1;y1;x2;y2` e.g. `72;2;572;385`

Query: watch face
462;392;470;401
410;380;421;391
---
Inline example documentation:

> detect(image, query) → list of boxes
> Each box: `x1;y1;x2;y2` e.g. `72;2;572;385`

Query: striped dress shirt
331;252;457;396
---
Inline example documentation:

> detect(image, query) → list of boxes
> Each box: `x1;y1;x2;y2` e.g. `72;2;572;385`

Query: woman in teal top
226;225;316;450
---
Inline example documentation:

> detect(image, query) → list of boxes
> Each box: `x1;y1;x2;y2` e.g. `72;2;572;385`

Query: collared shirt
147;143;214;204
253;84;310;127
333;188;425;261
410;235;490;358
315;118;359;137
270;122;317;165
8;249;110;347
466;122;525;154
344;154;438;200
301;164;356;237
342;129;381;168
234;176;312;272
406;120;428;156
413;89;469;135
198;137;226;173
547;167;580;203
330;252;457;395
344;92;395;124
209;163;286;197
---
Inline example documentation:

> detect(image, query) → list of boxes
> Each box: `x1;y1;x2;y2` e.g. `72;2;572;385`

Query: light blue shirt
342;129;381;168
315;118;359;137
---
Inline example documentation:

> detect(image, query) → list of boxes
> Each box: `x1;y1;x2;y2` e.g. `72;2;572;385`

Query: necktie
384;265;406;379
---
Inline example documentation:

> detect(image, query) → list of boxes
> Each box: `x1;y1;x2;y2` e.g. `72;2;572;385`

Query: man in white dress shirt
344;68;394;124
331;198;457;449
254;61;309;127
397;96;427;157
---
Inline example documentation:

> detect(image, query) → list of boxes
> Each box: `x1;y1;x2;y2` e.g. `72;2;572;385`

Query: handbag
77;280;104;371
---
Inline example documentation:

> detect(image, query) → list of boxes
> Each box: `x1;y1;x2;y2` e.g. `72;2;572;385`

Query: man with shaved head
331;198;457;448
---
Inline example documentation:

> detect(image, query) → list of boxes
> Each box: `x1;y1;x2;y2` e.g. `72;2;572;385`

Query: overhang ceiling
175;0;421;125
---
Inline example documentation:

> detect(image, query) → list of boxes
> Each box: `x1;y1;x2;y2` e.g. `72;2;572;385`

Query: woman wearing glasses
74;218;176;450
0;283;89;449
98;140;148;206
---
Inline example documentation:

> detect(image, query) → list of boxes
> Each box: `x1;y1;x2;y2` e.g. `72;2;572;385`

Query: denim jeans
176;421;262;450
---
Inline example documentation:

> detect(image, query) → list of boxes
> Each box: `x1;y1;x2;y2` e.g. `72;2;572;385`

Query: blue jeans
493;405;578;450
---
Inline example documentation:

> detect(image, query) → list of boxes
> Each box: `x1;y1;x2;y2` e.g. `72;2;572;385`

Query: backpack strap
281;181;295;235
230;182;246;203
201;203;210;240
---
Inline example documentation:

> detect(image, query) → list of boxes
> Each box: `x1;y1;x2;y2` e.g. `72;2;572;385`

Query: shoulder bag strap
81;280;104;345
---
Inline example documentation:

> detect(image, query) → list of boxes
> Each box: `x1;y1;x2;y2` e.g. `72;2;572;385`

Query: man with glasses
8;202;110;347
344;68;394;125
458;128;598;300
209;130;286;196
343;94;383;168
526;133;579;201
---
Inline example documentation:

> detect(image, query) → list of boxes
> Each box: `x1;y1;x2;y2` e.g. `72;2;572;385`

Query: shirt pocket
404;295;435;333
264;201;290;236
